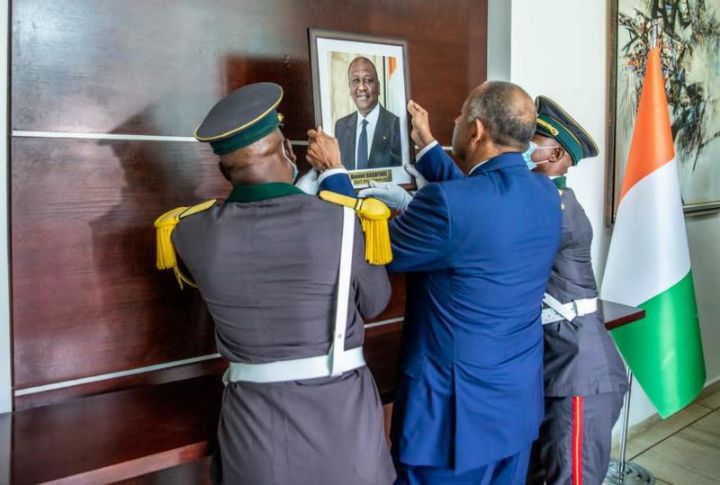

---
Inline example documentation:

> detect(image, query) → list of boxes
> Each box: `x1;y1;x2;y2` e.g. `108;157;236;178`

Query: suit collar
468;151;524;177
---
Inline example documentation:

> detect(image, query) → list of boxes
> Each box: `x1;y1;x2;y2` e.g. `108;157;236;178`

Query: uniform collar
226;182;305;203
552;176;567;189
468;151;525;177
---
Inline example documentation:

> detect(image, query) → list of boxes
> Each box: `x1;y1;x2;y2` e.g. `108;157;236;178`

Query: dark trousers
528;392;625;485
395;446;531;485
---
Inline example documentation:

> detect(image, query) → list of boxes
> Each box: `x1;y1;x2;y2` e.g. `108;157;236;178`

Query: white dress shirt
354;103;381;169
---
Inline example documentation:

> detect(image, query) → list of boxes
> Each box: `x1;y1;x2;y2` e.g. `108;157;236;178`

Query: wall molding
14;354;222;396
12;130;312;146
13;130;451;151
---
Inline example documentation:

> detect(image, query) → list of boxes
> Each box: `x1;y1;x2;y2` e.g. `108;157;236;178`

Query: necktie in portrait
357;119;369;169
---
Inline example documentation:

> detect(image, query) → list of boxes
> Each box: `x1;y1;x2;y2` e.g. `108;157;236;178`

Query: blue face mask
522;141;538;170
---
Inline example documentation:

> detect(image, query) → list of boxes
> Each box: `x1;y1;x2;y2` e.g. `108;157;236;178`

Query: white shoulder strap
330;207;355;376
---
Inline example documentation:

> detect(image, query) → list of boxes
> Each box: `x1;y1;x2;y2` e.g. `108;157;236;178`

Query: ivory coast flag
601;47;706;418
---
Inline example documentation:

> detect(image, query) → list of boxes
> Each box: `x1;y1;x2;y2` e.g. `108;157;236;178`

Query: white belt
223;347;366;384
224;207;360;384
542;292;598;325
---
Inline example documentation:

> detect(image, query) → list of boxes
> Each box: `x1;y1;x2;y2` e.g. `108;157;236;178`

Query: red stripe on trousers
572;396;584;485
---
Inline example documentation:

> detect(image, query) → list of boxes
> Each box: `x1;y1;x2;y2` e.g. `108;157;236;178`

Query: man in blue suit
307;81;562;483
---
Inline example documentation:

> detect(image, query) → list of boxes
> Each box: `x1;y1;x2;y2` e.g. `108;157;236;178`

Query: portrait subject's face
348;59;380;116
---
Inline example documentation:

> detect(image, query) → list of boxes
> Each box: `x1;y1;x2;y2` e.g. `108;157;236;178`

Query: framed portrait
608;0;720;222
308;29;412;188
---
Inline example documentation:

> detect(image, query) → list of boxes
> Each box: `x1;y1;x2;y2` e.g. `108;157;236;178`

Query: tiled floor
610;385;720;484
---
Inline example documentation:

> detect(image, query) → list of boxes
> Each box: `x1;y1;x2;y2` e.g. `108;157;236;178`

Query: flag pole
605;370;656;484
618;371;632;479
605;17;664;485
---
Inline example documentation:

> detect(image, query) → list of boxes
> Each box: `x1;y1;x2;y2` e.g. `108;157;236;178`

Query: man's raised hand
306;127;343;172
407;100;436;149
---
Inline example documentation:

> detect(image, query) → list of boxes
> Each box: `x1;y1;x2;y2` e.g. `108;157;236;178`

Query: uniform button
561;204;565;210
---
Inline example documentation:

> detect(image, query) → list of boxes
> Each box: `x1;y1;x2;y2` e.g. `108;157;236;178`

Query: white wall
491;0;720;428
0;0;11;415
487;0;512;81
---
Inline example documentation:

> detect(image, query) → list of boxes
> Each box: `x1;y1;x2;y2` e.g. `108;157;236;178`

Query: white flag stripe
602;159;690;306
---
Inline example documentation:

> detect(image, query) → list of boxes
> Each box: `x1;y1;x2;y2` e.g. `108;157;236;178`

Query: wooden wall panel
10;0;487;401
11;138;226;388
12;0;488;145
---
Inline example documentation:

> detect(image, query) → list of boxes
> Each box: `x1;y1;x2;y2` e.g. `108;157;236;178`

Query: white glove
295;168;320;195
357;181;413;212
404;163;429;190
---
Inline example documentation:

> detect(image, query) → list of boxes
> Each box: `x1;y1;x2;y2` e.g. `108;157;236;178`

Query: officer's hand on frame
357;181;413;212
407;100;436;150
307;127;343;172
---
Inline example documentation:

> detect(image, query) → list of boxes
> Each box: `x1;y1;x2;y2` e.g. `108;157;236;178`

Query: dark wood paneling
365;322;403;400
11;137;228;388
11;0;488;145
11;376;222;485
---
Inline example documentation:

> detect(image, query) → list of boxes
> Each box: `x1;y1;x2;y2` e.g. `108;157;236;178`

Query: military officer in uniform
154;82;396;484
307;81;562;484
526;96;629;485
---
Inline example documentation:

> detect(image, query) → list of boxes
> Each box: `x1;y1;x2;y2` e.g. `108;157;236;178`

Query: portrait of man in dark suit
334;56;402;170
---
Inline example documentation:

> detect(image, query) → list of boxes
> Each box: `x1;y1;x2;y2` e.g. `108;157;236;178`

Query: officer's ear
218;161;231;182
471;118;486;144
548;146;566;163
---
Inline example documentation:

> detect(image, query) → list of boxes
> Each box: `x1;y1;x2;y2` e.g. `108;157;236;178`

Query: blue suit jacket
321;146;561;471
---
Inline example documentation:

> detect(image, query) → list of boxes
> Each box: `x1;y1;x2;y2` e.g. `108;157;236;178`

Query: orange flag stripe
388;56;397;77
619;47;675;201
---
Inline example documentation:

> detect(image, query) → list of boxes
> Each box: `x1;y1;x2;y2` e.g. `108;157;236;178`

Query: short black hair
347;56;379;80
467;81;536;149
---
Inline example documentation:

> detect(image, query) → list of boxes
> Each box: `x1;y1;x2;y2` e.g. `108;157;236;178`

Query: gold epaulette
318;191;392;265
154;199;217;288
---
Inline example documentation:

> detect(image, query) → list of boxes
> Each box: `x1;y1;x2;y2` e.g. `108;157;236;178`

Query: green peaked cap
535;95;598;165
195;82;284;155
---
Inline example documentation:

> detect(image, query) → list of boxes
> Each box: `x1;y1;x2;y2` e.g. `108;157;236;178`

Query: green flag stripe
611;271;705;418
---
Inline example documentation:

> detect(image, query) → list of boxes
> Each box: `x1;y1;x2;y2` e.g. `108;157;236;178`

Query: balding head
451;81;536;169
466;81;536;149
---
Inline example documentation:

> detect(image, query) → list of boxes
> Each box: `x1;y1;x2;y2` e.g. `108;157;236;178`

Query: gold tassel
153;200;216;288
319;191;393;265
154;207;194;289
154;207;186;271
